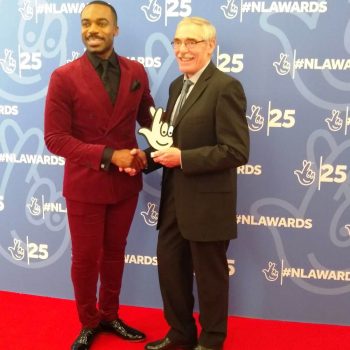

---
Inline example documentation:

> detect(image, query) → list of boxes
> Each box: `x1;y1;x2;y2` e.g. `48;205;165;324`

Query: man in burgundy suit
44;2;154;349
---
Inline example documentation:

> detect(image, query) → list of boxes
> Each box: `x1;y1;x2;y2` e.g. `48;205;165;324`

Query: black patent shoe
100;318;146;342
71;327;100;350
145;337;196;350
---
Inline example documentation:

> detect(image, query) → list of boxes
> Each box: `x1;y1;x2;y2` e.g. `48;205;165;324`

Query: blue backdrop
0;0;349;326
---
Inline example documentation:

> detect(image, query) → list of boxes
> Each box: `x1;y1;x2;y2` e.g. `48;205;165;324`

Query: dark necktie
171;79;193;125
100;60;114;103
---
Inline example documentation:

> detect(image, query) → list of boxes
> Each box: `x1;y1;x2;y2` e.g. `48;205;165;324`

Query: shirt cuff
100;147;114;171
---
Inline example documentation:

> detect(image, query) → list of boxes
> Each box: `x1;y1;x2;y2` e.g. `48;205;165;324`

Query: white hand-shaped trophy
138;107;173;151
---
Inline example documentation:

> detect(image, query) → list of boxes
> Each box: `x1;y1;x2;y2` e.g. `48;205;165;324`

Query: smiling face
173;21;215;78
81;4;118;59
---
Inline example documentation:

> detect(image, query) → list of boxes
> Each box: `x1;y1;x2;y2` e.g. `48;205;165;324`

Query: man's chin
86;45;102;52
179;67;194;76
86;47;105;55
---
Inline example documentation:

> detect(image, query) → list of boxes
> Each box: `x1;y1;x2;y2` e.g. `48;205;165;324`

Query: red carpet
0;291;348;349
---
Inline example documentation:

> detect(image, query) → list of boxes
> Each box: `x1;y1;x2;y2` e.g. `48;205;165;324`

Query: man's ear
208;38;216;55
113;26;119;37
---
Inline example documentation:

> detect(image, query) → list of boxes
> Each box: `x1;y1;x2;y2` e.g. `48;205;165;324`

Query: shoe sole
100;329;146;342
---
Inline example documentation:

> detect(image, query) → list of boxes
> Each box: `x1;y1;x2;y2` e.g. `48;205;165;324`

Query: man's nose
87;23;99;34
178;43;189;53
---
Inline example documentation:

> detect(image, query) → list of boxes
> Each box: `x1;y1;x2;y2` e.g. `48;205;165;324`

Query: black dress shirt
87;50;120;104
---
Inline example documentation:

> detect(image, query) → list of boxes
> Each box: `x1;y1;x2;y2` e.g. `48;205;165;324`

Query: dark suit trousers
66;195;138;328
157;173;230;348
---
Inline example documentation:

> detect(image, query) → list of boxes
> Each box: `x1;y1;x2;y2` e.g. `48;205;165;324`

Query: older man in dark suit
44;1;154;349
144;17;249;350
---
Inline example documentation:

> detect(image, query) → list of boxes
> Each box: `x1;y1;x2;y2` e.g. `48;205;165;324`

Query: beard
83;35;114;58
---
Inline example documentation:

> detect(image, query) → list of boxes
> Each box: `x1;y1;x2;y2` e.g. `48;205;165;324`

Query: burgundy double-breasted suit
44;52;153;327
45;52;153;203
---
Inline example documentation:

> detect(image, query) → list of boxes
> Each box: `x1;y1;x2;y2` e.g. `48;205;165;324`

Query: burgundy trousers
66;195;138;328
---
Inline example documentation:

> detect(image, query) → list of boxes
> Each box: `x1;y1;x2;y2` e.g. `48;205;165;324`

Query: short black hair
82;1;118;26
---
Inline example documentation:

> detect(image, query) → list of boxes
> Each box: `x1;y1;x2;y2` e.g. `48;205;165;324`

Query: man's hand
111;149;145;173
114;149;148;176
151;147;181;168
131;148;147;168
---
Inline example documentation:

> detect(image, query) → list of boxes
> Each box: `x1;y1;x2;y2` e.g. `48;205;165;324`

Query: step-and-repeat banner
0;0;349;325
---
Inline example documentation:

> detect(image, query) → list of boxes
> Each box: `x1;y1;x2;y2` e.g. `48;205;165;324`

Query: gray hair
177;17;216;41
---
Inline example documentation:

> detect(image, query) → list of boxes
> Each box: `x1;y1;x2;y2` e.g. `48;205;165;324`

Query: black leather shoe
145;337;196;350
71;327;100;350
193;345;222;350
100;318;146;342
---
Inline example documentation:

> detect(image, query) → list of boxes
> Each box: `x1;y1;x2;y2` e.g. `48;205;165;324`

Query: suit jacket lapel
80;53;136;131
107;55;134;130
80;53;114;116
173;62;215;128
167;79;182;123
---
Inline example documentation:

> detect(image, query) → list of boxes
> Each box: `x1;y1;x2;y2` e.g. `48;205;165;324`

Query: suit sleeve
136;64;154;128
181;79;249;175
44;69;105;171
142;147;162;174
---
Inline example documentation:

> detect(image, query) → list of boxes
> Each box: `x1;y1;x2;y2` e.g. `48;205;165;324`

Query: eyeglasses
171;39;206;50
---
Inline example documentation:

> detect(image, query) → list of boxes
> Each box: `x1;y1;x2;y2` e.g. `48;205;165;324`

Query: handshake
111;148;146;176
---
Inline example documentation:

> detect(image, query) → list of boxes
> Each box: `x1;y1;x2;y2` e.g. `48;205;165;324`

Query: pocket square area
131;80;141;91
